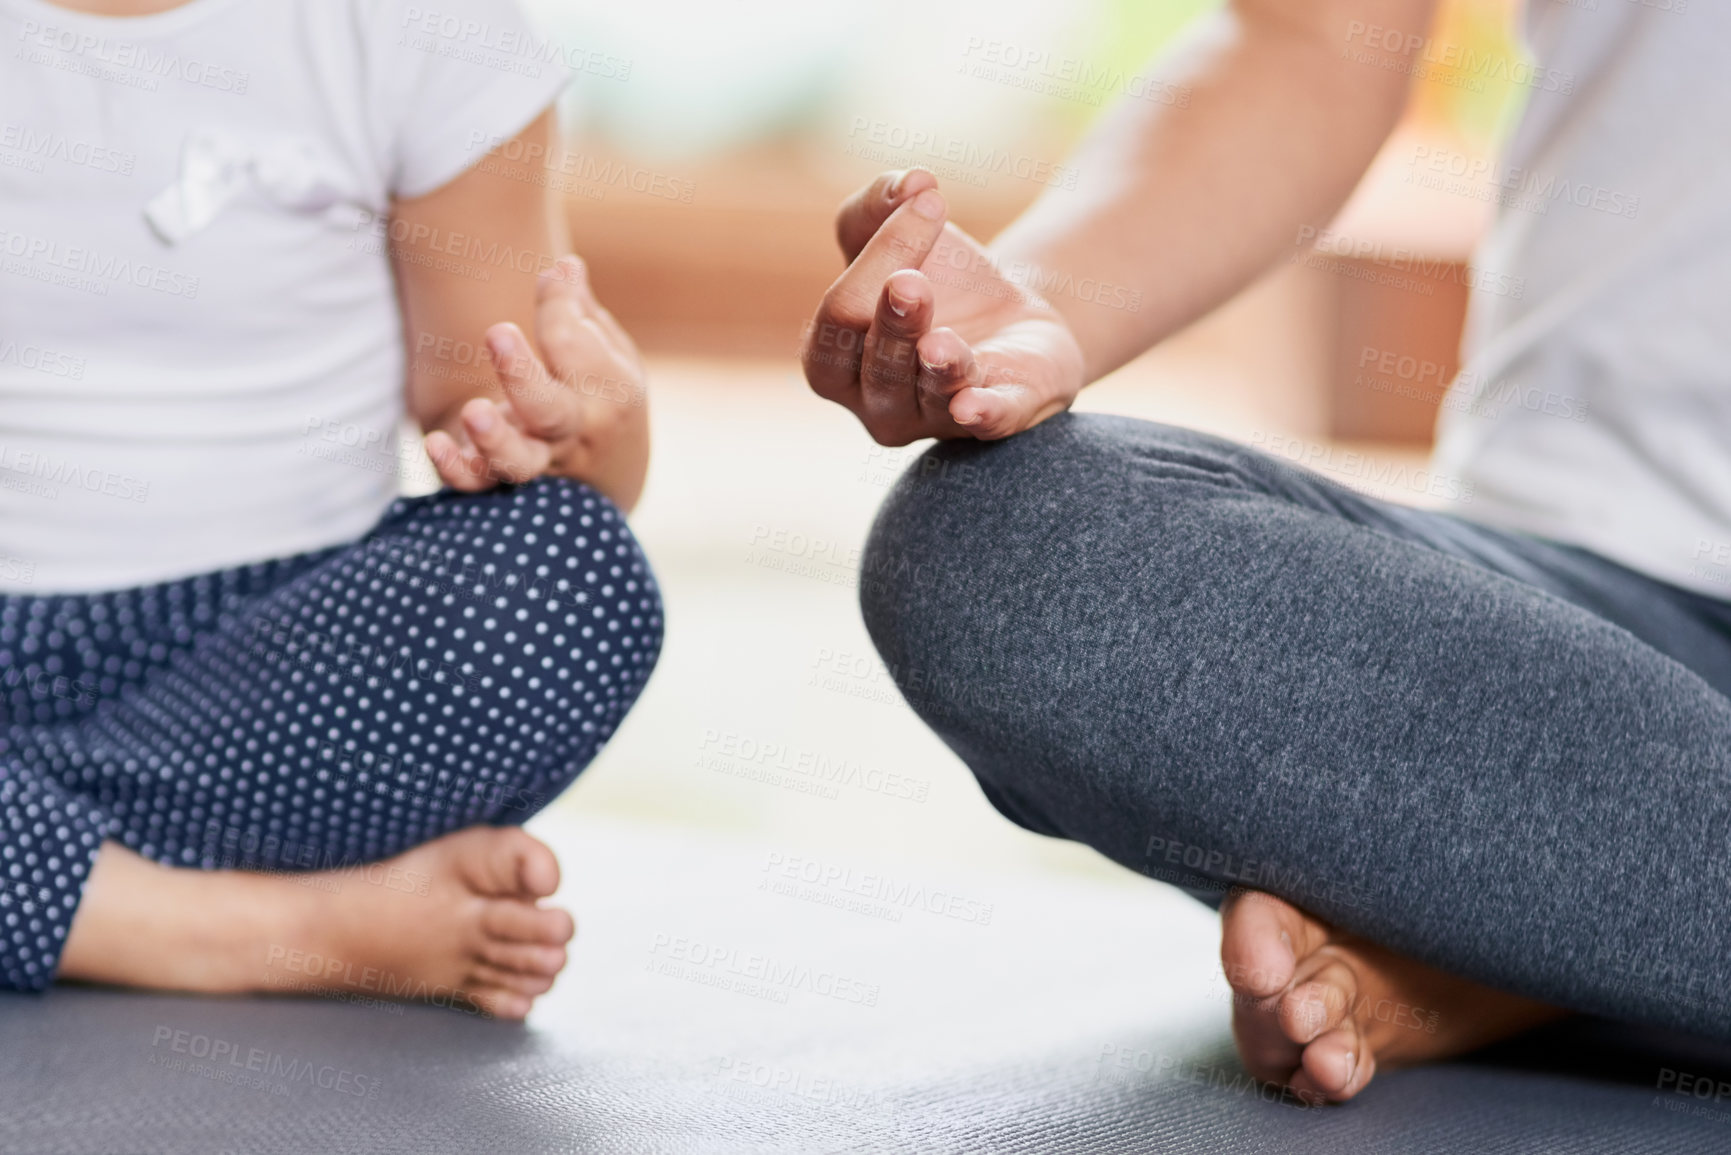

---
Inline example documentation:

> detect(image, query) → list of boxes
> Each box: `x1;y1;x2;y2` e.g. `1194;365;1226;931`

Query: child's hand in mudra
424;255;650;509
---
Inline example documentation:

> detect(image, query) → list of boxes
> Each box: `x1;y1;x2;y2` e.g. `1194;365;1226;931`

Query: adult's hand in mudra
801;168;1086;446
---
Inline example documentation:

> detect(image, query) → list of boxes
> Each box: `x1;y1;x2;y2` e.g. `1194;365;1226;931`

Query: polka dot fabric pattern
0;479;662;991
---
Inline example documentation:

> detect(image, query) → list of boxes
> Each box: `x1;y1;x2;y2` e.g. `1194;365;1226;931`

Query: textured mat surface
6;990;1731;1154
4;816;1730;1154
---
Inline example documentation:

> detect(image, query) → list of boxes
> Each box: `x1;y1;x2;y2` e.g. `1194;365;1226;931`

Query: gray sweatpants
860;413;1731;1039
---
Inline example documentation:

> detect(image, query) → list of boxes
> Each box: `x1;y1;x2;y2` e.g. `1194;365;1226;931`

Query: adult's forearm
991;0;1434;383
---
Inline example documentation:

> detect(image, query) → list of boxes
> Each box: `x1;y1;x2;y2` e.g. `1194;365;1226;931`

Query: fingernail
1343;1051;1356;1088
487;332;514;363
887;291;910;317
542;256;579;286
1280;930;1293;954
468;405;496;434
886;170;908;200
910;189;945;220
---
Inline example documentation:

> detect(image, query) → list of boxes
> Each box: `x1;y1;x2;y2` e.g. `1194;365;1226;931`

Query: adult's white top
0;0;569;591
1434;0;1731;596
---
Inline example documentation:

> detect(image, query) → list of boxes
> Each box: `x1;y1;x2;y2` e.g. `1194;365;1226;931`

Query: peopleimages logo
1248;430;1477;505
1404;144;1641;221
398;7;632;81
957;37;1192;109
1342;22;1575;94
464;132;696;204
149;1026;382;1098
0;123;135;176
1295;224;1526;301
0;441;149;503
844;118;1080;191
0;339;85;380
647;933;882;1007
16;20;250;93
759;851;995;926
0;228;200;299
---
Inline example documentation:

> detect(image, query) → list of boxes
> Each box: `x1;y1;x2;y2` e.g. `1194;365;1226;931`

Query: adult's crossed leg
860;413;1731;1039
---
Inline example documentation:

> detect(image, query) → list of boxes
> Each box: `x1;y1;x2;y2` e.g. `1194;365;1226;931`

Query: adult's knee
858;420;1064;687
859;416;1127;746
860;412;1228;671
857;413;1254;833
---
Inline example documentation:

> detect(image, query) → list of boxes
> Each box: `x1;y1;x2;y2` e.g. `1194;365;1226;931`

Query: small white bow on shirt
145;128;347;245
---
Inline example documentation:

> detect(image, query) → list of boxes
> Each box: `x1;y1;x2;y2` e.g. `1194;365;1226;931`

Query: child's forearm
391;112;652;512
410;254;653;512
393;114;552;443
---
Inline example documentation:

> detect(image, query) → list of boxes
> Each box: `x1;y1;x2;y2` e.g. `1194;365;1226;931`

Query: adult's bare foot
1219;889;1567;1102
60;826;575;1021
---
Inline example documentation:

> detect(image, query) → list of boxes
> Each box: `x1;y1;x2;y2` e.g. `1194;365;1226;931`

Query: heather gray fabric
861;413;1731;1040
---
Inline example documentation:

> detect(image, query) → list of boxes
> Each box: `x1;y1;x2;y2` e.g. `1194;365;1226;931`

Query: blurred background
491;0;1537;994
533;0;1526;434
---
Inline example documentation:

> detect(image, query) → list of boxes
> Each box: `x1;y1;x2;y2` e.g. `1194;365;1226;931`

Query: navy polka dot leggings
0;478;663;991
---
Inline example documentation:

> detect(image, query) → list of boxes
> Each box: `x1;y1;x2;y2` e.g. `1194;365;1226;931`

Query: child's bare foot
1219;889;1567;1102
60;826;575;1021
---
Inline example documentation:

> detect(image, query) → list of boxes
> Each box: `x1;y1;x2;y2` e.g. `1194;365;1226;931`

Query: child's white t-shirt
0;0;571;592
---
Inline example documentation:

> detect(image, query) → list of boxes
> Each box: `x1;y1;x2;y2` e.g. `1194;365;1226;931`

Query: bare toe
1293;1024;1371;1101
1232;993;1303;1085
471;963;557;998
470;986;534;1021
482;899;576;945
1221;889;1567;1107
512;834;561;898
1278;951;1359;1045
460;827;562;898
478;939;568;978
1220;889;1325;999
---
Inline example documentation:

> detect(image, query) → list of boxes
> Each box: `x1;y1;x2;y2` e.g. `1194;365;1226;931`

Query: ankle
209;869;329;992
62;845;322;994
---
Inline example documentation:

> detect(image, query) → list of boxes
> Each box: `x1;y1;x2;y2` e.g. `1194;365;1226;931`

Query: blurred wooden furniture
563;140;1030;359
1314;126;1489;443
